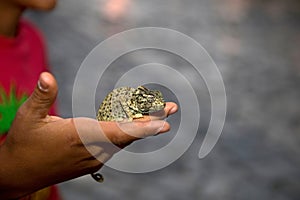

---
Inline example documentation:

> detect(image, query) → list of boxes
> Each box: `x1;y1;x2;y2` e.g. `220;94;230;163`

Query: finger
119;120;170;138
22;72;58;119
136;102;178;121
166;102;178;115
72;118;170;149
103;120;170;147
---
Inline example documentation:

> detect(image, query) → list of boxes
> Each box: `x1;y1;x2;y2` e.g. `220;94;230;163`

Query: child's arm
0;72;177;199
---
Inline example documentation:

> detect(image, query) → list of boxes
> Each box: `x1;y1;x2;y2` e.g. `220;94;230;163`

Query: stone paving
26;0;300;199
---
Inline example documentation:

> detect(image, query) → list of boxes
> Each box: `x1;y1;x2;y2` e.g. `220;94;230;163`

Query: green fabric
0;85;28;135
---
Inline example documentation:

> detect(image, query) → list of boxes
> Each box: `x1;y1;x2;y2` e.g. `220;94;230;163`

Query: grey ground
26;0;300;199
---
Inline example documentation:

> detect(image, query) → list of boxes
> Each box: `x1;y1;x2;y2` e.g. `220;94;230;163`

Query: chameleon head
131;86;166;114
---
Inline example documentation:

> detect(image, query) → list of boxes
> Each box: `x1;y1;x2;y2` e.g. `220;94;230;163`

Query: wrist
0;143;40;199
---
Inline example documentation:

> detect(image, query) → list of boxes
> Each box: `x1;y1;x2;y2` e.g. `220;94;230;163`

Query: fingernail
38;77;49;93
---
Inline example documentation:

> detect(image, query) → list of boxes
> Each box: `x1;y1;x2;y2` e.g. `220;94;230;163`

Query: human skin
0;0;57;37
11;0;57;10
0;72;178;199
0;1;178;198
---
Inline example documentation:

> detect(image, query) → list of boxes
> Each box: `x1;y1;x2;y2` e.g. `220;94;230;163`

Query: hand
0;72;178;199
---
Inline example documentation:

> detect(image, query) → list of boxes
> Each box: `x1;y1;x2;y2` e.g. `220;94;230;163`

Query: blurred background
25;0;300;199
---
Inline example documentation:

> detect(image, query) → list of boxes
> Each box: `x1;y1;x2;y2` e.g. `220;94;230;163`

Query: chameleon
97;86;165;122
91;86;166;182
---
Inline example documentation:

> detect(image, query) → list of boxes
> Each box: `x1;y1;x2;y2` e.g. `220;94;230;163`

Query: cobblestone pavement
26;0;300;199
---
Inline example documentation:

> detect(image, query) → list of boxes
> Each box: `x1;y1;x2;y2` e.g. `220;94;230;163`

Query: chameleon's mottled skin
97;86;165;121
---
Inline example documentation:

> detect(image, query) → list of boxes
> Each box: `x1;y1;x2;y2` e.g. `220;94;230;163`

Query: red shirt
0;19;47;94
0;19;61;200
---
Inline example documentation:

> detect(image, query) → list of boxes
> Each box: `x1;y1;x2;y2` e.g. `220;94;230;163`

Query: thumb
24;72;58;119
